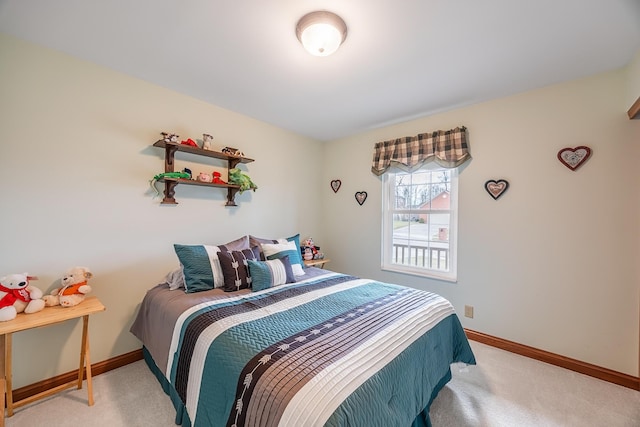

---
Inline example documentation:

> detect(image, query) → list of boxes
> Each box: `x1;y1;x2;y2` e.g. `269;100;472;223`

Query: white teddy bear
0;273;46;321
43;267;93;308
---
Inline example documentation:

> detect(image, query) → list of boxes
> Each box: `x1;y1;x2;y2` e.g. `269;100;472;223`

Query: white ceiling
1;1;639;141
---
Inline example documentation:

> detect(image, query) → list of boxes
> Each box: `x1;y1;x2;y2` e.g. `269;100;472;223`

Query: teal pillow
249;233;302;262
173;245;217;293
260;239;304;276
248;256;295;292
286;233;302;257
173;239;249;293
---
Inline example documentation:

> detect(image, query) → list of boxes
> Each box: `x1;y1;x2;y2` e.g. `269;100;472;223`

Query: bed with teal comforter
131;269;475;427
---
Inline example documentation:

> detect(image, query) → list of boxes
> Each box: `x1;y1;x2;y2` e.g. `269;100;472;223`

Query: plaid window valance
371;126;471;176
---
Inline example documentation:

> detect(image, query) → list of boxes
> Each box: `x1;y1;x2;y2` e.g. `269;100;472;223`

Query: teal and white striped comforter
134;270;475;427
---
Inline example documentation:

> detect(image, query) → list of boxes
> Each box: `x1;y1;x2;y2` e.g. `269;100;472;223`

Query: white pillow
164;268;185;291
260;240;305;276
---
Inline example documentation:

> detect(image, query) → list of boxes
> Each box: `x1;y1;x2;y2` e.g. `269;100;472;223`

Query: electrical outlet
464;305;474;318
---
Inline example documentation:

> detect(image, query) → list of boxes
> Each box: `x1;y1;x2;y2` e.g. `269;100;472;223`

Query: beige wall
628;48;640;375
625;49;640;110
322;69;640;376
0;34;323;388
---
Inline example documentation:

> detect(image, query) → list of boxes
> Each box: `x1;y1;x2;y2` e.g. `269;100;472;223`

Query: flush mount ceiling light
296;11;347;57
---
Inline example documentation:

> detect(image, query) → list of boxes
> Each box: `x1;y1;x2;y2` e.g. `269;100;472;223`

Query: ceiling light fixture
296;11;347;57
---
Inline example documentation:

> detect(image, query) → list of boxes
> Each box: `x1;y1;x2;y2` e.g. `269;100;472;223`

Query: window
382;167;458;281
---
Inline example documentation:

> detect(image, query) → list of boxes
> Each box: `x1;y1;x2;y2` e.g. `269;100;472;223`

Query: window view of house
382;168;457;281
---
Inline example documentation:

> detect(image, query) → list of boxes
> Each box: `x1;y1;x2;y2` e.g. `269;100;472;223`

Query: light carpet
5;341;640;426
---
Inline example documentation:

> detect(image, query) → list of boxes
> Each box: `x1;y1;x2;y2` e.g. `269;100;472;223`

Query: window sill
381;264;457;283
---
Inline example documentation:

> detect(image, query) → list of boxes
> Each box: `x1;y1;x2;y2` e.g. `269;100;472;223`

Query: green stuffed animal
229;168;258;193
149;170;192;198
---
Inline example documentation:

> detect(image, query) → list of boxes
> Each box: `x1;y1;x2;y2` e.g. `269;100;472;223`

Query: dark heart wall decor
330;179;342;193
557;146;592;171
484;179;509;200
355;191;368;205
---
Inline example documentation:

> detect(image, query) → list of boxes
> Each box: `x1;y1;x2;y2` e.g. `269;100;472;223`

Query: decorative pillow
260;240;305;276
217;247;260;292
221;235;250;251
164;268;185;291
249;234;302;262
173;238;250;293
248;256;295;292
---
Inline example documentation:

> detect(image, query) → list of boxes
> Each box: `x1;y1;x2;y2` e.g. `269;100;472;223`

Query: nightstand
0;296;105;425
303;258;330;269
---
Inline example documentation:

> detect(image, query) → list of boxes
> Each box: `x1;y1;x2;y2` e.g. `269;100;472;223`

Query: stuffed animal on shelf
149;169;192;198
221;147;244;157
197;172;213;183
229;168;257;193
0;273;46;321
181;138;198;148
161;132;179;143
202;133;214;150
43;267;93;308
212;171;226;184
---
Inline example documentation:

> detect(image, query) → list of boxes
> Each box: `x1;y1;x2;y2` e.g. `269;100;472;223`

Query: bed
130;238;475;427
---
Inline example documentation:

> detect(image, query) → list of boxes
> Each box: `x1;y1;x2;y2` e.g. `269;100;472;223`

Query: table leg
5;334;12;418
77;316;86;390
0;334;5;427
79;315;94;406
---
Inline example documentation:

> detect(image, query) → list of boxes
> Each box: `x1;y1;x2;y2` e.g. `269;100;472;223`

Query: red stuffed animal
212;171;226;184
181;138;198;147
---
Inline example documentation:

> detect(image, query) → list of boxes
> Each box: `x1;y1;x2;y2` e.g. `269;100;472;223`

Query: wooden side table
303;258;330;269
0;296;105;425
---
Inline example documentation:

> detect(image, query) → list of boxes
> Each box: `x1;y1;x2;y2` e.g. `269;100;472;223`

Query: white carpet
431;342;640;426
5;341;640;426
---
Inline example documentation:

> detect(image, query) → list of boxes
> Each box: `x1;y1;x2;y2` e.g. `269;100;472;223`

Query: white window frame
381;166;458;282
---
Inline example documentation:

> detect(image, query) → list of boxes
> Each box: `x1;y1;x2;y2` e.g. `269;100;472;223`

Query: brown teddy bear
43;267;93;308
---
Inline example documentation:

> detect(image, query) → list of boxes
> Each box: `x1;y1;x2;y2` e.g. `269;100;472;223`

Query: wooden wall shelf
152;140;255;206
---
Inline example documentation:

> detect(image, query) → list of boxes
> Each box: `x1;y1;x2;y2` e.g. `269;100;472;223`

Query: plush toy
303;247;314;261
229;168;258;193
161;132;179;143
43;267;93;308
197;172;213;183
221;147;244;157
181;138;198;148
202;133;214;150
212;171;226;184
150;168;192;198
301;237;324;260
0;273;45;321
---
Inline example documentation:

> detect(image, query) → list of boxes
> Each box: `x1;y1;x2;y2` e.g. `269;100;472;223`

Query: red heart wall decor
484;179;509;200
557;146;591;171
355;191;367;205
330;179;341;193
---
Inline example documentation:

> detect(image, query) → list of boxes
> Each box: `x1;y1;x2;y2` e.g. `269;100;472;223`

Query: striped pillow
249;234;302;262
217;247;260;292
260;240;304;276
248;256;295;292
173;240;248;292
